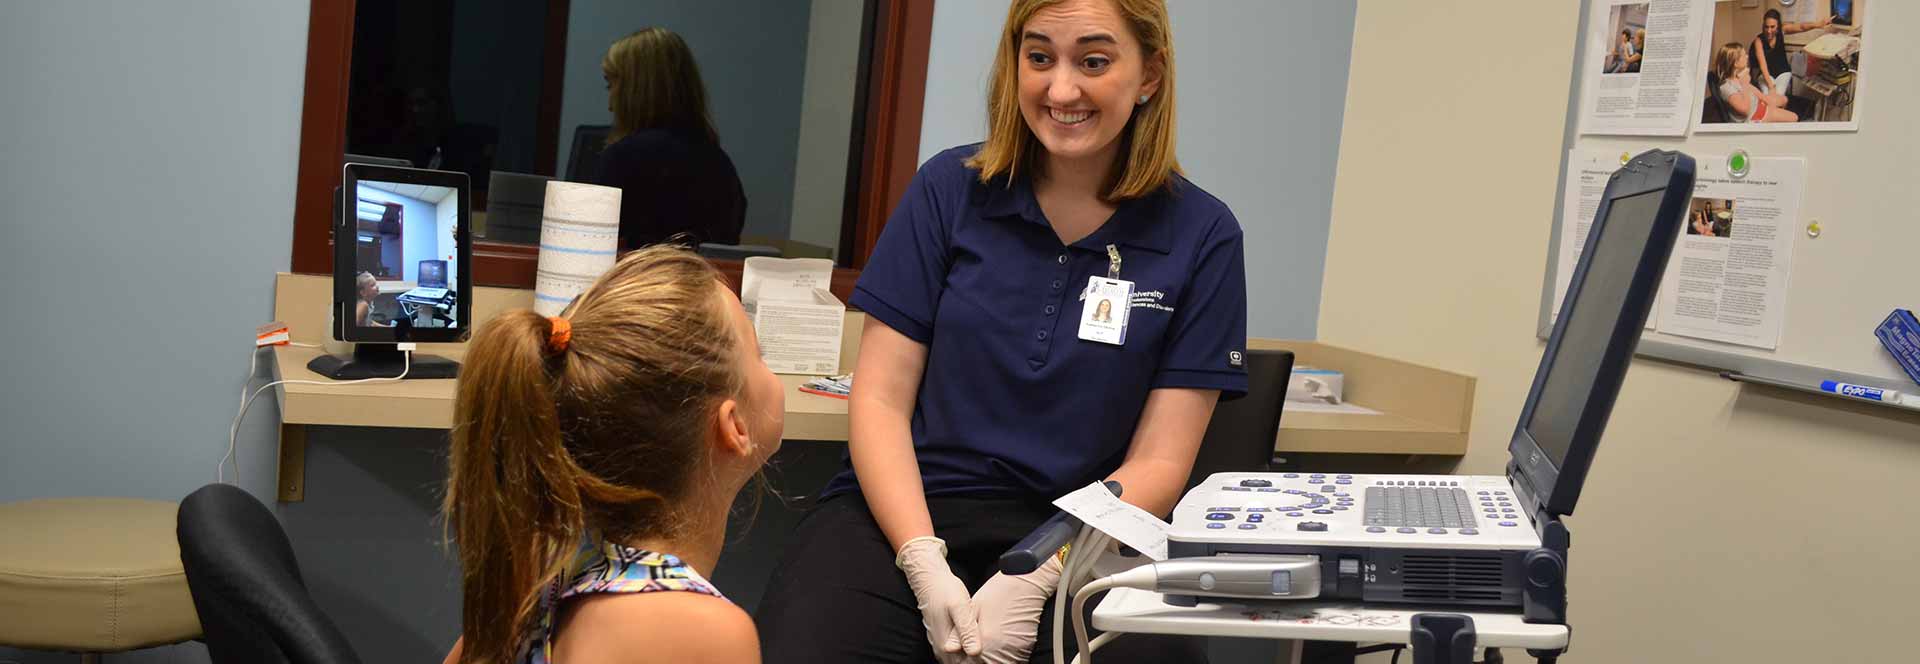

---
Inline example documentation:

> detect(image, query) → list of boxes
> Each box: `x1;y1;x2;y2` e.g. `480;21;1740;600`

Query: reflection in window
344;0;865;263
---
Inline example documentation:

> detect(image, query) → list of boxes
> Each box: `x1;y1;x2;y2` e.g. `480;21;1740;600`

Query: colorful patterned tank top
518;540;727;664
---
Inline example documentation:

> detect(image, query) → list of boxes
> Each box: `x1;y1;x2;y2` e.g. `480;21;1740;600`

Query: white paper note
1053;482;1170;561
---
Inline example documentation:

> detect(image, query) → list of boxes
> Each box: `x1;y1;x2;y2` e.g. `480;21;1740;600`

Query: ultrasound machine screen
1524;190;1663;468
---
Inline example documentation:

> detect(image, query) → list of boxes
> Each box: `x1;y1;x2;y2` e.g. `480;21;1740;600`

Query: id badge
1077;276;1133;346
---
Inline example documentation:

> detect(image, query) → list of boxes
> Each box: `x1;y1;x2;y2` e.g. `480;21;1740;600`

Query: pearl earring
1138;94;1150;105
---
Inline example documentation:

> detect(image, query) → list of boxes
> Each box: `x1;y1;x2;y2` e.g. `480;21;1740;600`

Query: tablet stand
306;343;458;380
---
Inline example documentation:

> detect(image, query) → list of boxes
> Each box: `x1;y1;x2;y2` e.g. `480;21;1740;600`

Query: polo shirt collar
982;173;1177;255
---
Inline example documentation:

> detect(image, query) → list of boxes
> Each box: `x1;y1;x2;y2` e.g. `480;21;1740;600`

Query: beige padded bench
0;498;202;658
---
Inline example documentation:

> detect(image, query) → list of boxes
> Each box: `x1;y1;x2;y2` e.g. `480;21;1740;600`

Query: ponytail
444;246;737;663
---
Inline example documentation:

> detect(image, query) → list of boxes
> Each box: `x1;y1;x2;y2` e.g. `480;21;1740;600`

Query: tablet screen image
350;180;462;333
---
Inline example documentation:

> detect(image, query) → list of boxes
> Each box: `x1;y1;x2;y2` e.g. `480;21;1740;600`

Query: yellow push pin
1620;151;1632;166
1806;220;1822;238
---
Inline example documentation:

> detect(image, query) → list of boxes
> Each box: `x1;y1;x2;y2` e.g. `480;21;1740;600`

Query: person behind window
596;27;747;251
440;246;784;664
1715;42;1797;123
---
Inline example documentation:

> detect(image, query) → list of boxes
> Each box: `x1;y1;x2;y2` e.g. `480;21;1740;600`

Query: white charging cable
219;343;412;485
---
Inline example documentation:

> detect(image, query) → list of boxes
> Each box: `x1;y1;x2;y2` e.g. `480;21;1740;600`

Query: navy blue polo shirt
823;145;1249;500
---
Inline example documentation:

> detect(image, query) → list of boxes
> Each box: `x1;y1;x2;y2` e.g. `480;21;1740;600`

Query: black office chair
1184;349;1295;491
1701;72;1732;124
567;124;613;183
176;484;361;664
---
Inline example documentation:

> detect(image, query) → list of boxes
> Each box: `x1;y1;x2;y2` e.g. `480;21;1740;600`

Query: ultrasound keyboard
1170;472;1541;551
1363;484;1481;529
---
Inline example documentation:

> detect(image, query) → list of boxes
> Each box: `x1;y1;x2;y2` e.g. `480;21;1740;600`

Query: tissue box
742;257;844;375
1287;367;1345;404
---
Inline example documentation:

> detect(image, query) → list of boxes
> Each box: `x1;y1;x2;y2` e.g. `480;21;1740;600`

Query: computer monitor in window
306;163;472;380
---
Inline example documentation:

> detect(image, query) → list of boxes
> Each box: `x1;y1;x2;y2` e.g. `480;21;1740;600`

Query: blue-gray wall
917;0;1354;340
0;0;309;660
555;0;815;241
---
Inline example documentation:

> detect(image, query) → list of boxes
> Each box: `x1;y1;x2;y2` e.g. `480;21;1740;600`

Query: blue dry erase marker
1819;381;1901;402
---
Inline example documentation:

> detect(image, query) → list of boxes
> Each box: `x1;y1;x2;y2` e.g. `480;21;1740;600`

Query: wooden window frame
288;0;934;301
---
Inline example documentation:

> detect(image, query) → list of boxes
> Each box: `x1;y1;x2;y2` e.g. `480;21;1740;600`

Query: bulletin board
1539;0;1916;394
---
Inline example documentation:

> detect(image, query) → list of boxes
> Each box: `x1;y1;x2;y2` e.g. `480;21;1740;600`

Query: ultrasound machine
1010;150;1697;663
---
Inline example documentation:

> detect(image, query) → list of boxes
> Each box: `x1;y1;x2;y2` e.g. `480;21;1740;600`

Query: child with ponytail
441;246;784;663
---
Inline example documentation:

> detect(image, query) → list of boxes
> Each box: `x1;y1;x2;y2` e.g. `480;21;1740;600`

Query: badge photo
1077;276;1134;346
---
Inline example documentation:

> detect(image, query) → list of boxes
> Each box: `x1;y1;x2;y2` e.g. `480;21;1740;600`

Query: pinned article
1579;0;1713;136
1653;154;1806;350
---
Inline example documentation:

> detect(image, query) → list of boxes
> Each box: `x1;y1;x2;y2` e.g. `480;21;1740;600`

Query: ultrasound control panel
1170;472;1543;551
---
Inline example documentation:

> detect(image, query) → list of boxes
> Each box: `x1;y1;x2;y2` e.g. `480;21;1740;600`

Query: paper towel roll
533;181;623;316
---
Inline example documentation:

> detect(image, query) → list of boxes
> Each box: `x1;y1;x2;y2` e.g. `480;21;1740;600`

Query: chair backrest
567;124;613;183
1185;349;1295;491
177;484;361;664
1702;71;1730;124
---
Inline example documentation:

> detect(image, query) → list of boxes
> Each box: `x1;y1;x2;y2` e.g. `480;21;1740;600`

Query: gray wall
786;0;867;256
0;0;309;661
556;0;815;241
916;0;1355;340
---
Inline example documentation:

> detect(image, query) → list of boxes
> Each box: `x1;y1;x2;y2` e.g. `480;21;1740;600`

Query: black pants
756;493;1207;664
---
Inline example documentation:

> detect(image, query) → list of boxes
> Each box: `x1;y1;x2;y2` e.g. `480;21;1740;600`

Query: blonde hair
1714;42;1747;81
602;27;719;146
355;271;376;292
443;246;743;663
966;0;1180;202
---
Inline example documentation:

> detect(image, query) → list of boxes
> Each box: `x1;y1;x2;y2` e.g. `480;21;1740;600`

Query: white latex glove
969;555;1064;664
897;536;983;663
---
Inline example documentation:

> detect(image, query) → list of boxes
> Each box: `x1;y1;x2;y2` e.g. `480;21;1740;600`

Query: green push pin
1728;150;1751;178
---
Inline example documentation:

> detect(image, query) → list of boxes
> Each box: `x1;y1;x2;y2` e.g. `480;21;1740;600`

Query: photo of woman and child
1602;4;1646;75
1702;1;1866;127
1688;198;1735;238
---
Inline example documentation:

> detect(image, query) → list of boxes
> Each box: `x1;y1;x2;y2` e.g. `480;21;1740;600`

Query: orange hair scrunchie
546;316;572;354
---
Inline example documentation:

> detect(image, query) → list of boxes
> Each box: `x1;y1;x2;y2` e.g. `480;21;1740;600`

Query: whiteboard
1541;0;1915;392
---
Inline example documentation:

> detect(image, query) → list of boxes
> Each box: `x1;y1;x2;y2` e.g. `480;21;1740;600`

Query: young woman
596;28;747;250
1751;8;1833;97
441;246;784;664
1716;42;1797;124
755;1;1248;662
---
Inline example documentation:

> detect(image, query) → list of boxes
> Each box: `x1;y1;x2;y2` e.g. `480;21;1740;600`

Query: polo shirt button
1036;330;1048;341
1057;254;1068;265
1051;280;1062;290
1045;304;1057;315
